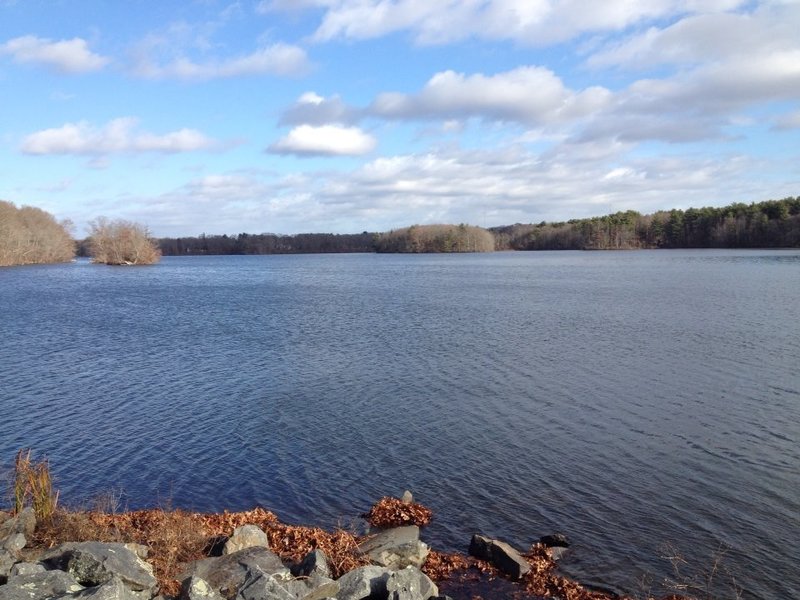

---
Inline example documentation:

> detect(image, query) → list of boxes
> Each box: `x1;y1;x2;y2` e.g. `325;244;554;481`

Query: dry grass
363;496;433;528
32;507;371;597
12;449;59;521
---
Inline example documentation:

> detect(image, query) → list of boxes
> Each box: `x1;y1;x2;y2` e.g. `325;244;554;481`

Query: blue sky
1;0;799;237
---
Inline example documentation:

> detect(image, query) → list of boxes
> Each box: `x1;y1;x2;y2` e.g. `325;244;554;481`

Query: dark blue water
1;251;798;599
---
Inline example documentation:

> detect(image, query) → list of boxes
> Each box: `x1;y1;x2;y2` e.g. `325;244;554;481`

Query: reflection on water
1;250;798;599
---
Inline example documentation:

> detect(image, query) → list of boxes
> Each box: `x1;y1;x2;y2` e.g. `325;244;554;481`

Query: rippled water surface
1;251;798;598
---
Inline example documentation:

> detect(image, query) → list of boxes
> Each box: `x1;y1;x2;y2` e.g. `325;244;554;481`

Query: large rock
539;533;569;561
385;566;438;600
0;532;27;583
358;527;429;569
40;541;158;593
236;569;339;600
0;508;35;539
223;525;270;555
468;534;530;580
539;533;569;548
181;576;226;600
292;549;331;580
182;546;289;600
336;565;391;600
291;548;338;596
9;562;46;577
0;549;17;583
68;576;146;600
0;570;84;600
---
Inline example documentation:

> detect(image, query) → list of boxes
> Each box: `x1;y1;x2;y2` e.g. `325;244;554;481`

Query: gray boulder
0;509;35;539
0;549;17;583
385;567;438;600
223;525;270;555
182;547;289;600
235;568;339;600
0;532;27;583
358;527;429;569
9;562;46;577
181;576;226;600
1;533;26;554
123;544;150;560
0;570;84;600
40;541;158;593
292;549;330;580
538;533;569;548
291;549;337;596
335;565;391;600
66;576;146;600
539;533;569;561
468;534;530;580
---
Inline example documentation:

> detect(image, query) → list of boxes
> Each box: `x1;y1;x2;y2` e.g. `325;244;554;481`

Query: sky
1;0;799;237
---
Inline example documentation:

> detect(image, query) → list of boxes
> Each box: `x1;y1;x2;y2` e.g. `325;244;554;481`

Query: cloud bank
21;118;219;155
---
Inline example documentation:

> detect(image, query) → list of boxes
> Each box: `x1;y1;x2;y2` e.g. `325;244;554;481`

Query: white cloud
269;124;377;156
131;43;309;80
0;35;110;73
21;118;219;155
588;4;800;69
274;144;776;231
184;174;270;200
76;139;798;237
279;92;360;126
371;67;611;125
292;0;749;45
571;4;800;144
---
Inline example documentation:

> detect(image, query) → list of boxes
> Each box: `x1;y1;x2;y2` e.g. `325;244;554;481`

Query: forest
2;195;799;266
374;224;495;253
157;196;800;254
492;196;800;251
155;231;376;256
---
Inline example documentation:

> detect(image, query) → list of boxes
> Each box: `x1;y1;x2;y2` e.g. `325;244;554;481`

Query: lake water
1;250;798;599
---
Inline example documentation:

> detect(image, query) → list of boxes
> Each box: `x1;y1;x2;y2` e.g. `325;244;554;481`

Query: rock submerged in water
539;533;570;561
468;534;531;580
539;533;569;548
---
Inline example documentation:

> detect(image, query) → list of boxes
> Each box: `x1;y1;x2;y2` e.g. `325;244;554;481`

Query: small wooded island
1;195;799;267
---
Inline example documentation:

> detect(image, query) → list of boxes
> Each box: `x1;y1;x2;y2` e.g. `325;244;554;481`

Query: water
1;250;798;599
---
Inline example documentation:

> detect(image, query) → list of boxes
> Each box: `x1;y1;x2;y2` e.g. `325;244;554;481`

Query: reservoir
1;250;798;599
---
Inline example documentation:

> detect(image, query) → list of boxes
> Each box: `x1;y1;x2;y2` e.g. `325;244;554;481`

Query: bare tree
88;217;161;265
0;200;75;266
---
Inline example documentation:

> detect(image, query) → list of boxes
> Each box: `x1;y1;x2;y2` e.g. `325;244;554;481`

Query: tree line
158;224;496;255
492;196;800;250
3;195;799;267
374;224;496;253
156;231;376;255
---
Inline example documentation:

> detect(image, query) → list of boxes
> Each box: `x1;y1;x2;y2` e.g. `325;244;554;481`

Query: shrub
12;448;59;521
88;217;161;265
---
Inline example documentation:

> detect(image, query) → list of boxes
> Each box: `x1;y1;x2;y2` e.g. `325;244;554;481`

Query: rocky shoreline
0;494;630;600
